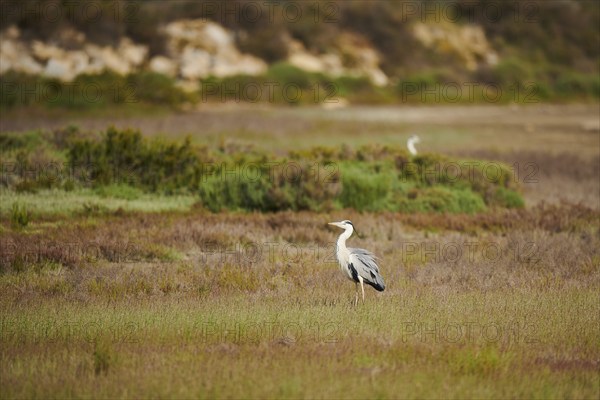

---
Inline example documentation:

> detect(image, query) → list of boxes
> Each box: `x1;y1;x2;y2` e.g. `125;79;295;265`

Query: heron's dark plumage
348;263;359;282
348;247;385;291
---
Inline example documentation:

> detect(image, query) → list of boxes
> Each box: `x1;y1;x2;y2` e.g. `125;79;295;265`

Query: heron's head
408;135;420;143
328;220;354;230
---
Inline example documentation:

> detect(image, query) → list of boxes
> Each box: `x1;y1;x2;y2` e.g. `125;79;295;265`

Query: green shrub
267;62;313;89
395;187;486;214
334;76;374;99
46;72;128;109
0;131;44;153
491;187;525;209
338;163;394;211
127;71;190;105
0;130;69;191
47;124;82;150
397;153;520;206
68;127;204;192
6;126;524;214
198;159;341;212
198;160;292;212
492;58;534;88
555;72;600;98
399;71;442;89
289;146;346;162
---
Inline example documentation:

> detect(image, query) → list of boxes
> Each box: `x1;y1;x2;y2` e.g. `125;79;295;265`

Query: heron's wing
348;247;385;291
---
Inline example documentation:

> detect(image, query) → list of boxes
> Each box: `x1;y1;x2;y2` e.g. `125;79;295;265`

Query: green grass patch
94;184;143;200
0;189;197;218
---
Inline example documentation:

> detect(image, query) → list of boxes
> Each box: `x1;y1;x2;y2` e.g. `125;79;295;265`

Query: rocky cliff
0;19;390;87
1;0;597;103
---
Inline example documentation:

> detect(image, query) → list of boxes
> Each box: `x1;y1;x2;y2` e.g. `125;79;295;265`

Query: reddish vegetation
1;202;598;302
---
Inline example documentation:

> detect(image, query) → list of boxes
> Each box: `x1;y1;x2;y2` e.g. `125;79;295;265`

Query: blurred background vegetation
0;1;596;214
1;0;598;109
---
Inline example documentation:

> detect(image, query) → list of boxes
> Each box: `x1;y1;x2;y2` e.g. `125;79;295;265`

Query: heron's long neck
408;140;417;155
336;227;353;251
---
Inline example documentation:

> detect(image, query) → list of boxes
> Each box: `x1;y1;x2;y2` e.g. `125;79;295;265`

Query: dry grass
1;204;599;398
1;104;599;398
452;149;600;208
1;292;597;399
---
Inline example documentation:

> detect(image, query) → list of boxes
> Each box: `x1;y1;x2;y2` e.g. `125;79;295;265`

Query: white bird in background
328;220;385;305
407;134;421;156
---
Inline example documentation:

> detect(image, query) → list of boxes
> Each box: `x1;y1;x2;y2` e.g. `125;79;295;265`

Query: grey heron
328;220;385;305
407;135;420;156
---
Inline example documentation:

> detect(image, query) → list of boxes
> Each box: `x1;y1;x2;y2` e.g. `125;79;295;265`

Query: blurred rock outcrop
2;20;398;87
1;25;148;81
412;22;498;71
0;26;43;75
0;21;268;83
1;0;597;97
287;32;388;86
159;19;267;80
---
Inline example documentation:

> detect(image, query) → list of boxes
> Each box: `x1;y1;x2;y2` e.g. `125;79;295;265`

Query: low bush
338;163;395;211
127;71;193;105
554;71;600;99
0;71;190;110
267;62;313;89
0;130;44;153
492;187;525;209
198;158;341;212
68;127;206;193
3;127;524;213
395;187;486;214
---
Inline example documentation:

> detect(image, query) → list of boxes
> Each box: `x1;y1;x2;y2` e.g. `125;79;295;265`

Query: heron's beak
328;222;343;228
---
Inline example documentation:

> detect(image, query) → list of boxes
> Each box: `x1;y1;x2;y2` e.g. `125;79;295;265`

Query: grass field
1;104;599;398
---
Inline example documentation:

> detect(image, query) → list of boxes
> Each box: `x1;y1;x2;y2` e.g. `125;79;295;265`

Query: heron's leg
354;282;358;306
358;276;365;304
